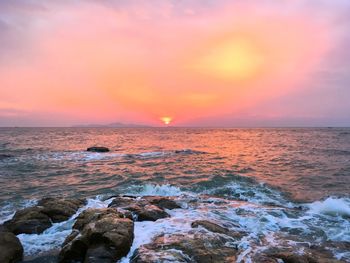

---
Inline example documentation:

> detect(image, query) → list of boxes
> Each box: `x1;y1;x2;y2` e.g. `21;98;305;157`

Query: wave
195;175;293;208
3;187;349;262
24;149;207;162
124;184;184;197
0;199;37;224
307;197;350;217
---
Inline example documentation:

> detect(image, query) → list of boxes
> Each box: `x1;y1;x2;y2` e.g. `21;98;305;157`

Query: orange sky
0;0;350;126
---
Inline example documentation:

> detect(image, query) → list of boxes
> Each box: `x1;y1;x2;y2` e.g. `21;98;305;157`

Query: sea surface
0;127;350;262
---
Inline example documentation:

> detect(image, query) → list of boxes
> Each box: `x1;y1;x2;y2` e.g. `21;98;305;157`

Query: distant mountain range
72;122;152;128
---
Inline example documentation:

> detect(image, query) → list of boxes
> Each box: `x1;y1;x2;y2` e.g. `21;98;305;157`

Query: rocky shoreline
0;195;348;263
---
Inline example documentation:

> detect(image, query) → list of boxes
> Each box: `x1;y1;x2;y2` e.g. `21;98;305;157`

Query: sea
0;127;349;262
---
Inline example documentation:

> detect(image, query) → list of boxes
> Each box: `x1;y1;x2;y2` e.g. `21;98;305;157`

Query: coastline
1;193;349;263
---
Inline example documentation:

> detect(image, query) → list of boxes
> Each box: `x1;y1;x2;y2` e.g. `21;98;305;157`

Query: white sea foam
0;199;37;224
34;148;203;162
120;207;204;262
307;197;350;217
7;193;350;261
204;181;293;208
135;151;168;158
125;184;184;196
18;197;110;256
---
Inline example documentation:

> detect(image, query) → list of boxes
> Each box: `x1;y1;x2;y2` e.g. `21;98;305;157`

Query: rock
127;204;170;221
3;198;86;235
38;198;86;222
72;208;132;230
108;196;140;208
3;207;52;234
261;247;345;263
191;220;244;239
0;154;13;160
108;196;170;221
131;232;238;263
0;231;23;263
21;255;58;263
59;208;134;263
87;147;110;152
143;196;181;210
85;245;117;263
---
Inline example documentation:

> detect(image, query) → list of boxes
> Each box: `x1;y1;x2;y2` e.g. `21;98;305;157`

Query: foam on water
203;181;293;208
18;197;111;256
307;197;350;217
2;186;350;261
125;184;184;197
7;193;350;262
0;199;37;224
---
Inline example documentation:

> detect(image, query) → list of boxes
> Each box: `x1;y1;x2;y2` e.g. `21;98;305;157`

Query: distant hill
72;122;152;128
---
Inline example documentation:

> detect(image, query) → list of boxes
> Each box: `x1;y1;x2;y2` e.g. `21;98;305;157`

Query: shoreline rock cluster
0;195;347;263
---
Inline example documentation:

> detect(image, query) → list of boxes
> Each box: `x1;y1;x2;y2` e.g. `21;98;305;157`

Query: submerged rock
86;147;110;152
59;208;134;263
131;232;238;263
108;196;175;221
0;231;23;263
3;198;86;234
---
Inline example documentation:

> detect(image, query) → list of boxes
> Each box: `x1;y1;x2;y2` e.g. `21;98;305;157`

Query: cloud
0;0;350;126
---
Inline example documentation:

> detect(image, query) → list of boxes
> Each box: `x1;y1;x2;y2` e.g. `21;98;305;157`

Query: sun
193;37;264;80
160;117;172;125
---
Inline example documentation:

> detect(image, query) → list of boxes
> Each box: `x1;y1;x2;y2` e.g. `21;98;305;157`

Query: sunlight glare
161;117;172;125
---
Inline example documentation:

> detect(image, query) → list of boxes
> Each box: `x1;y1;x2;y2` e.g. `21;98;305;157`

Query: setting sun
193;38;264;80
161;117;172;125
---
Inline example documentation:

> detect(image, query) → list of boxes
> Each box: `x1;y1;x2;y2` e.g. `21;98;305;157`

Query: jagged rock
108;196;140;208
3;207;52;234
72;208;132;230
38;198;86;222
3;198;86;234
108;196;170;221
127;204;170;221
191;220;244;239
259;247;345;263
131;232;238;263
0;231;23;263
59;208;134;263
143;196;181;210
87;147;110;152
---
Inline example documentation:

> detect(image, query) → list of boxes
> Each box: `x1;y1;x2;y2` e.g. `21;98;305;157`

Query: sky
0;0;350;127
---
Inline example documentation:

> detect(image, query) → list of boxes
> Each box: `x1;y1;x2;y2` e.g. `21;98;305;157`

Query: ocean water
0;127;349;261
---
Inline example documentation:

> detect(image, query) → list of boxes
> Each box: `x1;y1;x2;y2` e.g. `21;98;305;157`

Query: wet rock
3;198;86;235
191;220;244;239
22;255;58;263
108;196;170;221
87;147;110;152
108;196;140;208
38;197;86;222
0;231;23;263
131;232;238;263
127;204;170;221
143;196;181;210
59;208;134;263
72;208;132;230
3;207;52;234
131;247;189;263
261;247;345;263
